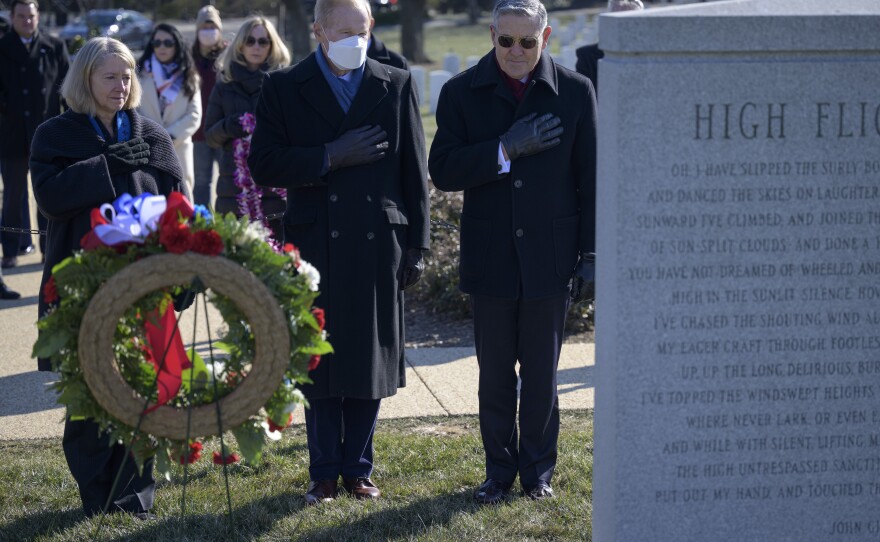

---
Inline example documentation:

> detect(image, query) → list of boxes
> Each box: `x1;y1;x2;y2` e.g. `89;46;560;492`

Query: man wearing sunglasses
429;0;597;505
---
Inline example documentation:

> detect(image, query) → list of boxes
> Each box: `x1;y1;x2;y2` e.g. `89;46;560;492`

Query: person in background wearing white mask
190;5;227;207
136;23;201;195
248;0;430;507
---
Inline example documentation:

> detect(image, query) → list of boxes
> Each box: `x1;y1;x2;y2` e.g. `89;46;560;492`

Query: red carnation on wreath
267;412;294;433
312;307;325;331
309;355;322;371
213;451;241;465
179;441;203;464
159;222;193;254
191;229;224;256
43;276;59;305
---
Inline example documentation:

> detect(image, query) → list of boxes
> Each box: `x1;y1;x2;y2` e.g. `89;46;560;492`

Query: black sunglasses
151;38;175;49
245;36;271;47
496;34;539;49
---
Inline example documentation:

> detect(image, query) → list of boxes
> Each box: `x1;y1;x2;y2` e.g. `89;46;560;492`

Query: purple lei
232;112;287;232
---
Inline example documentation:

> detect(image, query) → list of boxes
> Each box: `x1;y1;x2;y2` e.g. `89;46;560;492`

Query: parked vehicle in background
300;0;397;17
59;9;153;51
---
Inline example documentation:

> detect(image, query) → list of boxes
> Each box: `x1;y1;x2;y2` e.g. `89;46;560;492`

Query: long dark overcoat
429;50;597;300
248;55;430;400
204;63;285;220
0;30;69;157
30;109;186;371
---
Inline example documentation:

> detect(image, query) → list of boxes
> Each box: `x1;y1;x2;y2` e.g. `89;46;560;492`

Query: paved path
0;248;594;441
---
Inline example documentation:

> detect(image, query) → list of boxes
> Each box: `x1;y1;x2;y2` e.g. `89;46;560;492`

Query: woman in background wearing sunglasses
205;16;290;238
136;23;201;195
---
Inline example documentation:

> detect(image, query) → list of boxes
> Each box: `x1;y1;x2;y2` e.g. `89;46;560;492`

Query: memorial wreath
33;192;332;478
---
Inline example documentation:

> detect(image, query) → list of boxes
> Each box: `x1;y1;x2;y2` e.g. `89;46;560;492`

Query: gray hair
492;0;548;30
315;0;372;25
608;0;643;12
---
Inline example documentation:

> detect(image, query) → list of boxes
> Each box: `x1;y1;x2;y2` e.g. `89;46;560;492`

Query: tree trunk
400;0;431;64
467;0;480;25
282;0;313;64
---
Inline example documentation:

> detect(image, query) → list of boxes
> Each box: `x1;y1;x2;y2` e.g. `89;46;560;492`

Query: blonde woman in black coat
30;37;186;519
205;16;290;238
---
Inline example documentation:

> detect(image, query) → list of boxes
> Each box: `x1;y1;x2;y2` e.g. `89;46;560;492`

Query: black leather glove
401;248;425;290
570;252;595;304
224;115;248;139
499;112;563;161
325;125;389;171
104;137;150;175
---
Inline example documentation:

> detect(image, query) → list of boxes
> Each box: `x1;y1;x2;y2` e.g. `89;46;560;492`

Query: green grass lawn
0;411;592;541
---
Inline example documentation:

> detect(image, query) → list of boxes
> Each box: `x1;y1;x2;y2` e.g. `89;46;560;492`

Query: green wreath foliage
33;208;332;477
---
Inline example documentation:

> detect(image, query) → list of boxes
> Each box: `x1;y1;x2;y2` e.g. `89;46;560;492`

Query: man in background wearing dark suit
574;0;642;94
429;0;596;505
0;0;69;269
367;34;408;70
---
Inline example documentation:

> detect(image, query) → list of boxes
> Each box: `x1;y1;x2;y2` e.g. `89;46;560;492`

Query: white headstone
429;70;452;114
595;2;880;541
442;53;461;75
410;65;426;105
465;55;480;70
557;45;576;70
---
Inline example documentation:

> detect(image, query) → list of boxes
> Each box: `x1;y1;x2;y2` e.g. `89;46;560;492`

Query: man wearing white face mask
248;0;430;506
191;5;228;207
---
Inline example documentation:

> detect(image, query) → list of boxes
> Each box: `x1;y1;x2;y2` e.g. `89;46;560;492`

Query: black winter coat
0;30;69;157
367;36;408;71
429;51;597;300
204;62;285;221
30;109;186;371
248;55;430;400
574;43;602;96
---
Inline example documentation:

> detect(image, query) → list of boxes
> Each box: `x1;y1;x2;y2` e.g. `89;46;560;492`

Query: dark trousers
1;155;46;256
192;140;221;208
471;291;569;489
304;397;381;481
62;417;156;517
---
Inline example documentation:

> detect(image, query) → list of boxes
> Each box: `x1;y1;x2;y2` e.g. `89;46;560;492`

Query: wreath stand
77;253;291;528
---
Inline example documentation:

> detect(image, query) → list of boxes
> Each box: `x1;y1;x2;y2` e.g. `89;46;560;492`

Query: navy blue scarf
315;45;364;114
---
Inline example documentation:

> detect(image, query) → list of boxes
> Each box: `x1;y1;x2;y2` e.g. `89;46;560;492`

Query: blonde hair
217;16;291;83
61;37;142;116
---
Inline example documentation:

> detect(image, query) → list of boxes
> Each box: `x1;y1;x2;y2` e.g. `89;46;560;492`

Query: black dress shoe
305;479;338;506
473;479;511;505
0;281;20;300
18;244;35;256
524;481;554;500
1;256;17;269
342;477;381;500
132;512;158;521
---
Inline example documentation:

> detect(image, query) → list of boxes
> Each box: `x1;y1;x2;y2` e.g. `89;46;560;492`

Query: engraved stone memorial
594;1;880;540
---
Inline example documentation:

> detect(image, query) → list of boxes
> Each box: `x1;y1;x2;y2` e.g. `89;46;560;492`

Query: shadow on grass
0;508;85;541
302;492;477;541
95;490;476;542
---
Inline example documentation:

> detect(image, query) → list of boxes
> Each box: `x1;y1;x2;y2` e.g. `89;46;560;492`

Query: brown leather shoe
473;479;511;505
342;477;381;500
304;479;337;506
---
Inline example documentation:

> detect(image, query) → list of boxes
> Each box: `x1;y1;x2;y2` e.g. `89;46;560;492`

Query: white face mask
324;34;368;71
198;28;221;47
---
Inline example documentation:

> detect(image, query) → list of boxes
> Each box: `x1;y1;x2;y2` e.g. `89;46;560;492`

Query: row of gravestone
413;18;598;113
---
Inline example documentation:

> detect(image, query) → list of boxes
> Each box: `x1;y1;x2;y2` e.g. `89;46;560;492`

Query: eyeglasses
496;34;539;49
151;39;175;49
245;36;271;48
